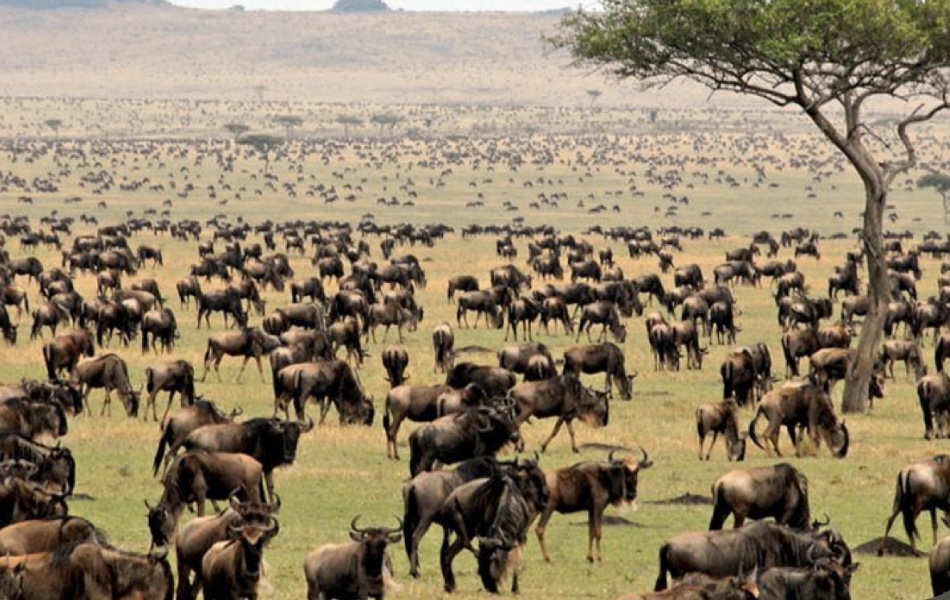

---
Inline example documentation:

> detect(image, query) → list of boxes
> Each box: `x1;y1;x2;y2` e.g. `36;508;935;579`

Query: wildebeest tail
203;339;213;365
899;470;920;544
152;426;170;476
141;326;149;353
748;405;765;450
654;542;671;591
183;363;195;405
383;393;392;434
403;483;418;562
145;367;155;395
43;343;56;380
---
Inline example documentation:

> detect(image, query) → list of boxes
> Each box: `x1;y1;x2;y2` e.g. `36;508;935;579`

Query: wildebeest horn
299;417;315;433
638;446;654;469
264;516;280;537
268;493;281;513
629;370;639;379
806;543;817;564
475;412;492;432
350;515;368;534
149;546;170;561
144;499;154;510
229;523;246;536
813;513;830;528
607;450;617;462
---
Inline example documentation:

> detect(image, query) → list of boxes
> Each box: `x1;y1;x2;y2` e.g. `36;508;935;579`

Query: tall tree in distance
553;0;950;413
273;115;303;139
336;115;363;140
919;173;950;225
223;122;250;143
44;118;63;140
237;133;284;175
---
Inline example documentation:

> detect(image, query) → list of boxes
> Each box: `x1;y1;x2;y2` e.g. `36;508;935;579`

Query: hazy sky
168;1;593;11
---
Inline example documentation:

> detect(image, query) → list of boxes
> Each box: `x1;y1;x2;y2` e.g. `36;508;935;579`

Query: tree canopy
237;133;284;174
553;0;950;413
330;0;391;13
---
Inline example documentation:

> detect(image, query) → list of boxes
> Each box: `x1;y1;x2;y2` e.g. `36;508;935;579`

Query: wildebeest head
476;534;520;594
119;384;143;418
228;516;280;583
809;528;853;567
606;447;654;505
348;515;401;582
264;418;314;464
578;386;610;428
145;500;176;550
7;478;68;521
503;455;549;515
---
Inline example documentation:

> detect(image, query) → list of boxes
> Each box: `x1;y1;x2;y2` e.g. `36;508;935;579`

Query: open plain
0;2;949;599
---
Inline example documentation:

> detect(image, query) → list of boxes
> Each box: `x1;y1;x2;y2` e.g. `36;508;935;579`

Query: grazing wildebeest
383;384;453;460
382;344;410;387
304;516;401;600
182;417;313;501
29;301;71;340
71;353;141;417
407;405;519;477
653;521;851;590
365;302;418;343
781;328;821;378
756;562;857;600
140;307;179;354
199;513;280;600
152;399;242;476
131;277;164;308
456;290;503;329
720;343;773;406
708;463;810;530
201;327;280;383
748;382;849;458
401;457;506;578
276;360;374;425
143;359;195;422
562;343;636;400
535;448;653;563
695;399;746;461
197;289;248;329
42;328;95;380
176;275;202;307
0;284;29;320
147;451;265;546
446;275;479;302
445;362;517;399
508;374;609;453
883;455;950;553
576;301;627;343
432;321;455;373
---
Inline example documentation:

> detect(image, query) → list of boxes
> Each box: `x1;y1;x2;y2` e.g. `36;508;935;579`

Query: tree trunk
842;185;888;413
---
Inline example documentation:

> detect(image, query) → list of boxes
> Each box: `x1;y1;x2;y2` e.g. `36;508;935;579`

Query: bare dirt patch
650;493;714;506
853;537;924;558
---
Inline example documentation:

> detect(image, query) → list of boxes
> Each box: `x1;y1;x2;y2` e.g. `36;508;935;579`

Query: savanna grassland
1;3;950;599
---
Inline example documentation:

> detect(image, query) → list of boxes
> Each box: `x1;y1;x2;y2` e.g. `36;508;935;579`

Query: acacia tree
553;0;950;413
237;133;284;174
919;172;950;224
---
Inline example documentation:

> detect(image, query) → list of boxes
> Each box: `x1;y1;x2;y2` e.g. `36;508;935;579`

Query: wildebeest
304;516;401;600
931;534;950;595
197;289;248;329
445;362;517;399
720;343;773;406
71;353;141;417
504;296;541;341
576;301;627;343
29;301;71;340
365;301;418;343
562;343;636;400
748;382;849;458
181;417;313;500
383;384;453;460
883;455;950;553
201;327;281;383
382;344;410;388
756;561;857;600
152;399;242;476
508;373;609;453
880;339;924;380
42;328;95;380
918;371;950;439
620;573;760;600
143;358;195;422
329;317;366;367
447;275;479;302
809;347;886;408
432;322;455;373
140;307;179;354
0;515;104;556
653;521;851;590
455;290;503;329
200;514;279;600
695;399;746;461
147;451;265;548
176;275;202;307
497;341;553;375
535;448;653;563
407;405;519;477
290;276;327;304
275;360;374;425
708;463;810;530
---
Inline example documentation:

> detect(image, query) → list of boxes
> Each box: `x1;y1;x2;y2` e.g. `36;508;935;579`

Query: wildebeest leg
161;391;176;423
934;508;940;547
101;388;112;417
705;431;719;461
441;530;465;593
535;504;556;563
764;422;781;457
235;356;250;383
587;508;599;562
788;424;802;457
255;355;265;383
81;385;92;416
146;390;159;422
409;514;433;578
540;417;566;453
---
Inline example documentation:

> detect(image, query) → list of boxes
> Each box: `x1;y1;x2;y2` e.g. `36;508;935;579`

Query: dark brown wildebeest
538;295;574;336
808;347;886;408
143;359;195;422
653;521;852;591
445;362;517;399
0;515;103;555
720;343;773;406
176;274;202;307
0;477;68;528
0;433;76;494
201;327;281;383
883;455;950;554
880;339;925;380
828;261;860;299
446;275;479;303
152;399;242;476
269;343;323;401
748;382;849;458
275;360;374;425
509;374;609;453
131;277;164;308
140;307;178;354
279;302;325;330
382;344;410;388
197;289;248;329
401;457;505;577
199;514;280;600
0;284;30;320
432;321;455;373
576;301;627;343
505;296;541;341
780;328;821;378
670;319;708;371
304;516;401;600
456;290;503;329
71;353;141;417
708;301;739;345
383;384;453;460
10;257;43;285
708;463;811;530
918;372;950;439
29;301;70;340
407;405;520;477
937;333;950;372
535;448;653;563
931;535;950;595
619;573;760;600
497;341;553;375
173;496;280;600
183;417;313;501
570;258;602;282
0;305;16;346
42;328;95;380
329;317;366;367
290;276;327;304
365;302;418;343
695;399;746;461
147;451;265;546
563;342;636;400
755;562;858;600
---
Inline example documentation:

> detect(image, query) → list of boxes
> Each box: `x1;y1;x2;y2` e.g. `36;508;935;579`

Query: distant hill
0;0;168;7
330;0;391;12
